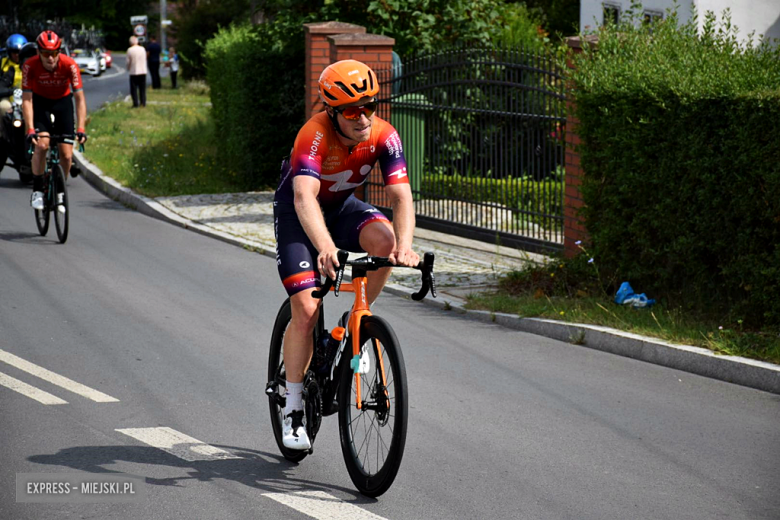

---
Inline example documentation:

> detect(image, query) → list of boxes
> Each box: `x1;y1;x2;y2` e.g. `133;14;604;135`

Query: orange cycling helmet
36;30;61;51
318;60;379;107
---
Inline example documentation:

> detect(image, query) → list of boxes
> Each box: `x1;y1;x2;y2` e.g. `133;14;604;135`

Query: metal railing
368;44;566;253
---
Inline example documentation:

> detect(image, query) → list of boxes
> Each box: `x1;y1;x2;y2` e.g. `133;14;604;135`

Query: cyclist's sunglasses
39;50;60;58
334;101;378;121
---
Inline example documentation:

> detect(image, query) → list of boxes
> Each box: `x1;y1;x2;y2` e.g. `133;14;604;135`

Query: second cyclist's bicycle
30;134;79;243
266;250;436;497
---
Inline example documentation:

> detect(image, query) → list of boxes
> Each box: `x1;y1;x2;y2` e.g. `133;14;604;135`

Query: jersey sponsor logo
299;261;311;268
321;169;366;192
384;131;403;159
308;131;324;161
388;167;408;179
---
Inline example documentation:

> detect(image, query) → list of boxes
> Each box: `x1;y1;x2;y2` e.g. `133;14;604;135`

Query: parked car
70;48;102;76
98;48;112;68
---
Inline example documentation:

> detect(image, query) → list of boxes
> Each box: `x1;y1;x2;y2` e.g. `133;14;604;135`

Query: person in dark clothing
146;35;162;89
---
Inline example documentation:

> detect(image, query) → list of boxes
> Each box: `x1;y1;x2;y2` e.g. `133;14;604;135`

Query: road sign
133;24;146;37
161;20;173;26
130;15;148;25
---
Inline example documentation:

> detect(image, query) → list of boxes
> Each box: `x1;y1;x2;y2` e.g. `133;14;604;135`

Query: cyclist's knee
289;290;320;329
35;135;50;152
59;146;73;161
360;221;395;256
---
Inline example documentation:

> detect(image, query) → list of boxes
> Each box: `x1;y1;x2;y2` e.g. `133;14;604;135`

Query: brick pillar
563;36;598;258
304;22;366;121
328;32;395;202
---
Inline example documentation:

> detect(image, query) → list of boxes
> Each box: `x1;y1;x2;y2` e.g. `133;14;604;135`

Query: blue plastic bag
614;282;656;308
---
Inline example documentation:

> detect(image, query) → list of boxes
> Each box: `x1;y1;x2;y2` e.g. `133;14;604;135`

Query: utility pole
161;0;167;51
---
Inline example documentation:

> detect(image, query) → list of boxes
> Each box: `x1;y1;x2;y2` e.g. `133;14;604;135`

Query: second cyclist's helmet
6;34;27;52
36;30;61;51
318;60;379;107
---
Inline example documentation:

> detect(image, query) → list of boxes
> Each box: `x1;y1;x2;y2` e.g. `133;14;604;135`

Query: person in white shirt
125;36;148;107
167;47;179;89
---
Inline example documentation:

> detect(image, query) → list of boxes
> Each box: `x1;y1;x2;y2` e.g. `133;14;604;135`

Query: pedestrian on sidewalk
126;36;147;108
167;47;179;89
146;35;161;89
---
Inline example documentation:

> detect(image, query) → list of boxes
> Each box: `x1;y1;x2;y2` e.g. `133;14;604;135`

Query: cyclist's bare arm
73;90;86;143
21;91;35;139
384;182;419;267
293;175;340;279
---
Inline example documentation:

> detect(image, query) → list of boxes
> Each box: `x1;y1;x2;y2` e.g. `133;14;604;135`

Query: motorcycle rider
0;34;27;114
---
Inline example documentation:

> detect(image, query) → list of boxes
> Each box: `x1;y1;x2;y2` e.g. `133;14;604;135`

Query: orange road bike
266;250;436;497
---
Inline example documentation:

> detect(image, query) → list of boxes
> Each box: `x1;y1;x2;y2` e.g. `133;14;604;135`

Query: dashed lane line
116;427;242;462
0;371;68;405
263;490;390;520
0;349;119;402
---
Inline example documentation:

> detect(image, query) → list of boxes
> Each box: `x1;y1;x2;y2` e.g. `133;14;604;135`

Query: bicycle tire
267;299;308;462
34;175;50;236
338;315;408;497
52;164;69;243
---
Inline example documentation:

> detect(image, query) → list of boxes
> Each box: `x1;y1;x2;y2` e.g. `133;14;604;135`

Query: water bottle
314;327;345;374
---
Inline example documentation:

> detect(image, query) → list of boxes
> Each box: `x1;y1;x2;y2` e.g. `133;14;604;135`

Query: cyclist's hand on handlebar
389;246;420;267
25;130;37;148
76;129;88;144
317;247;342;280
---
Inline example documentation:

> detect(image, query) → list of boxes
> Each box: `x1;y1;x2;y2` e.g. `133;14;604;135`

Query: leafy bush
421;172;563;229
570;5;780;327
205;19;307;188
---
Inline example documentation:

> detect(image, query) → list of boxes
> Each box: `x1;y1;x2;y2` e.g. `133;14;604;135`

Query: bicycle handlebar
312;250;437;301
27;134;84;155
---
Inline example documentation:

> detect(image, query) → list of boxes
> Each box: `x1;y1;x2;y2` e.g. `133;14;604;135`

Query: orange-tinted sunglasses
39;50;60;58
334;101;378;121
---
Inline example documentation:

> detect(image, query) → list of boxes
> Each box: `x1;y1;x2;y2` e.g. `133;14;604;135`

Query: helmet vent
351;78;369;94
334;81;354;98
322;89;339;102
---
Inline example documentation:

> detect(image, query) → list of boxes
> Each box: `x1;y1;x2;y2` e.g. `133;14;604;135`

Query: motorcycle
0;85;33;184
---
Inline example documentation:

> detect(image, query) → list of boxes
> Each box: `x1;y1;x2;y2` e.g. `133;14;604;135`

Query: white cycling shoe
31;191;44;210
57;193;66;214
282;410;311;450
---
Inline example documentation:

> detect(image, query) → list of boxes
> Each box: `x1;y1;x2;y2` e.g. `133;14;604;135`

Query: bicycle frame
314;250;436;411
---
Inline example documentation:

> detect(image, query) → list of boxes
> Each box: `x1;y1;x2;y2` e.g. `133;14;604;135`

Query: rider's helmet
36;30;61;51
5;34;27;53
318;60;379;107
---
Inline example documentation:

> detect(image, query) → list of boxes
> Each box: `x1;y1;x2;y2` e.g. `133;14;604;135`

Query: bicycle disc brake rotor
303;372;323;442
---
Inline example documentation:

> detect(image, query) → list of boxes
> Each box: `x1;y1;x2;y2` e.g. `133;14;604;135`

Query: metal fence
368;44;566;253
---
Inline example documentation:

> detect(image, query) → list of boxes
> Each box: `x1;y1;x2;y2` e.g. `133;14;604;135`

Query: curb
72;151;780;395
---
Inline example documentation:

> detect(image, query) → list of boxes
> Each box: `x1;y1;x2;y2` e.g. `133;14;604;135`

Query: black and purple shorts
273;194;390;296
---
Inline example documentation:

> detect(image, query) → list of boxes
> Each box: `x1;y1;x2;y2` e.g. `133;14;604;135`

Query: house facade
580;0;780;44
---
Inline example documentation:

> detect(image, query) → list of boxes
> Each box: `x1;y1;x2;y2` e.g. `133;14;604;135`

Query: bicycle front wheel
34;179;50;236
52;164;69;243
338;315;408;497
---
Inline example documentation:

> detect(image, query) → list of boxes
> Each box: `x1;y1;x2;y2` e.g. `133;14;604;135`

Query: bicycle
266;250;436;497
29;134;81;244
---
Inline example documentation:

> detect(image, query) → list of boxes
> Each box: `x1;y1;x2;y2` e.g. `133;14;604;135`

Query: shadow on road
28;444;376;504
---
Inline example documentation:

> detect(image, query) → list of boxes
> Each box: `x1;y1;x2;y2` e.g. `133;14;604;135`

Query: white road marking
263;490;389;520
0;349;119;402
87;65;126;81
0;371;67;405
116;427;242;462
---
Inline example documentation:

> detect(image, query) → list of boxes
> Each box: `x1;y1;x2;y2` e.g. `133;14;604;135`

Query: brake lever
333;250;349;297
411;252;436;301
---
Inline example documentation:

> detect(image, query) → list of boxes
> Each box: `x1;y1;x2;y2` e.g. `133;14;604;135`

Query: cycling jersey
22;54;83;99
275;111;409;209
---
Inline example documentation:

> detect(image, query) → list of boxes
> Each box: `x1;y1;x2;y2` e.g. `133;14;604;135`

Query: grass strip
83;81;248;198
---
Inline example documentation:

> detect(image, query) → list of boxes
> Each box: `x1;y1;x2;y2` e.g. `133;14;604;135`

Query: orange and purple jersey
275;112;408;209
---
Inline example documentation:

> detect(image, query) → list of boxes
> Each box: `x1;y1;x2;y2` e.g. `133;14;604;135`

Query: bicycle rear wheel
267;299;309;462
338;315;408;497
34;176;50;236
52;164;69;243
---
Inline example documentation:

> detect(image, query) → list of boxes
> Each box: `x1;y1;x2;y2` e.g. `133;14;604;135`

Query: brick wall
562;36;597;258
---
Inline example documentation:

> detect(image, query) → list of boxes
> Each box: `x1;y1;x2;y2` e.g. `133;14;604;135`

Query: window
603;3;621;26
643;10;663;24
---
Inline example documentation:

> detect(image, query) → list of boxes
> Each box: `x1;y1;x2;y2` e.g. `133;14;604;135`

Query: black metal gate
369;45;566;254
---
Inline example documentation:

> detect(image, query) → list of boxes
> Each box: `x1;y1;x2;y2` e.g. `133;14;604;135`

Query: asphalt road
0;59;779;520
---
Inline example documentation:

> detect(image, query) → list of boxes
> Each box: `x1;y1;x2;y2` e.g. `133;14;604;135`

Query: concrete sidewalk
73;151;780;395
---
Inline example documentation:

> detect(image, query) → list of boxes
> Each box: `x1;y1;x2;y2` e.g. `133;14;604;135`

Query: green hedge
421;173;563;228
204;22;306;189
571;8;780;326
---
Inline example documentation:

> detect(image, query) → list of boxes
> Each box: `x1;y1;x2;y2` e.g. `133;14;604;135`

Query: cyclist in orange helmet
273;59;419;449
